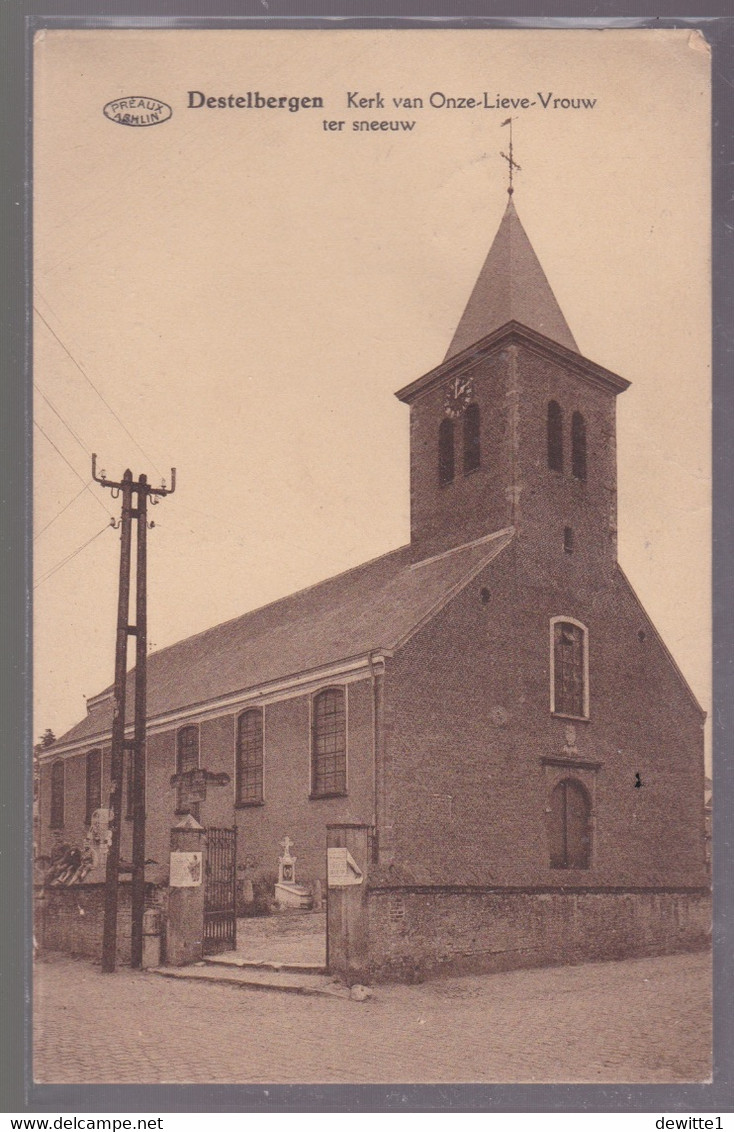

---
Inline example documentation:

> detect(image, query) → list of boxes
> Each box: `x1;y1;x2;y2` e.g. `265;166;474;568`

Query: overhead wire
34;481;90;540
34;381;92;459
34;44;326;498
33;301;164;478
34;419;113;521
34;523;111;589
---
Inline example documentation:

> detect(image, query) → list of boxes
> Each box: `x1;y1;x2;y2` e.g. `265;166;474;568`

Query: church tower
395;194;630;578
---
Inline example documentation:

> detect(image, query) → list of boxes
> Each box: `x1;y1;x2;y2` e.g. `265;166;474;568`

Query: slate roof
53;528;514;750
445;197;579;360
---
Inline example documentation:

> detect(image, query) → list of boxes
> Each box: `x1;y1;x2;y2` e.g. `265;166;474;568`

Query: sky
33;28;711;758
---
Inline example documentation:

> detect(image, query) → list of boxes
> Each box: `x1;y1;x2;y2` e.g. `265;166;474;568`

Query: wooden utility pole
93;456;175;973
102;468;133;975
131;473;148;968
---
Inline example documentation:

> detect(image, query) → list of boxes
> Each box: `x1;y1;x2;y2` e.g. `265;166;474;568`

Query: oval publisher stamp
103;96;172;127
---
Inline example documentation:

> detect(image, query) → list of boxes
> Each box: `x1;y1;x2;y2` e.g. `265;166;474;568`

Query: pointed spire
445;197;579;361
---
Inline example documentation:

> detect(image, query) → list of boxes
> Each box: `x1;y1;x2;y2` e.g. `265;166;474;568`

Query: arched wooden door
549;778;591;869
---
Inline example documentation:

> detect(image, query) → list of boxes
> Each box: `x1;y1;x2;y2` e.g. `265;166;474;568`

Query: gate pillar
326;823;371;985
166;813;206;966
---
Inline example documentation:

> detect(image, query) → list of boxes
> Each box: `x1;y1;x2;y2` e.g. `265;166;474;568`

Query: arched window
311;687;346;798
438;418;455;486
571;411;587;481
548;778;591;869
50;760;65;829
551;618;589;718
85;749;102;824
463;403;481;475
176;725;200;818
547;400;563;472
236;709;264;806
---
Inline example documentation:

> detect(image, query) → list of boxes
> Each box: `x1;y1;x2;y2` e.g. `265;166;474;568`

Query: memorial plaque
327;847;363;887
169;851;203;887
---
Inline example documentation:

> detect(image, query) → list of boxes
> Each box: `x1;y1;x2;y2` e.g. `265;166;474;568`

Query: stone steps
205;953;328;976
149;963;348;998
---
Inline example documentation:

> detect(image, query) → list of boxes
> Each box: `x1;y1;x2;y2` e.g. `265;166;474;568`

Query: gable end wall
383;542;706;889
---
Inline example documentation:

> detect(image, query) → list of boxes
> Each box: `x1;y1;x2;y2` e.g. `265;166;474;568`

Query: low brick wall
35;882;165;965
365;886;711;982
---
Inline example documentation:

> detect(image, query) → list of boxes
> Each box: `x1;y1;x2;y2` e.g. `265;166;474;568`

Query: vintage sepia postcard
30;25;713;1094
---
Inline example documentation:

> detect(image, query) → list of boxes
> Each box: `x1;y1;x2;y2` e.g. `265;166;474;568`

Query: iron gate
204;827;237;954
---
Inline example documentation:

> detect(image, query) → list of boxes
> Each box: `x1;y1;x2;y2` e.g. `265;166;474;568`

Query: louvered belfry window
237;709;264;805
554;621;586;717
311;688;346;797
463;403;481;474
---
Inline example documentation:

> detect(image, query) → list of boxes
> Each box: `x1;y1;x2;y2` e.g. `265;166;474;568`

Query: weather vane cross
500;117;521;196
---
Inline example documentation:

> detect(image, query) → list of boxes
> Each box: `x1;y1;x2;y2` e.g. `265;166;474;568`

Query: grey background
1;5;731;1115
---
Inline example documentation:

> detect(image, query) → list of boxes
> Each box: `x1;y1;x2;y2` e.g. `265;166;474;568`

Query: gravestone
274;836;312;909
83;808;112;882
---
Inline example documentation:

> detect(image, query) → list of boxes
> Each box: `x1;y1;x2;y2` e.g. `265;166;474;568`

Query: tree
37;728;56;750
33;729;56;805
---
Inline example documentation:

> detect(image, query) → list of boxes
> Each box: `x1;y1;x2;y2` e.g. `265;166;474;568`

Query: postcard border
2;6;732;1115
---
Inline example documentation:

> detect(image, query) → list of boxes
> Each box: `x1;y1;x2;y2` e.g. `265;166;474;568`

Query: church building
37;190;710;977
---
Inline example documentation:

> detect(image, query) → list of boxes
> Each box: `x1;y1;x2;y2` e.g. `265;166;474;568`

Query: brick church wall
406;340;620;570
383;542;706;890
233;678;374;890
125;728;176;883
408;349;512;561
38;747;110;864
38;676;376;895
512;346;620;580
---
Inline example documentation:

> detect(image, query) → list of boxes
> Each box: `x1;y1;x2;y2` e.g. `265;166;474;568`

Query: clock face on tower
443;375;475;419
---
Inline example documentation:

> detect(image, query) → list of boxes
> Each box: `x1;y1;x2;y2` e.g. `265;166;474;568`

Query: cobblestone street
33;949;711;1085
229;910;326;966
